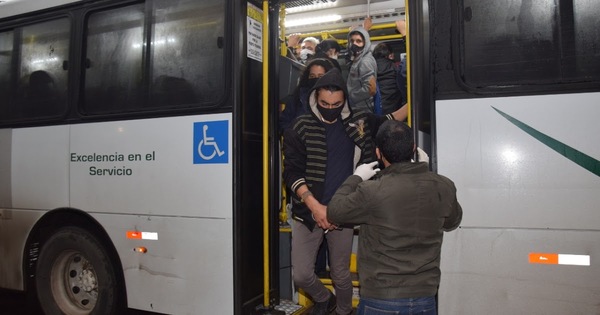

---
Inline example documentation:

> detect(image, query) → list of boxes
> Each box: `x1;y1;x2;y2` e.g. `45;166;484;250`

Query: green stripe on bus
492;106;600;177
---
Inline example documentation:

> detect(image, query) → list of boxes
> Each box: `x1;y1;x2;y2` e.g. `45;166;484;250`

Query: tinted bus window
573;0;600;80
150;0;225;107
460;0;600;88
0;19;69;122
0;31;13;120
83;0;226;114
461;0;559;87
84;4;145;114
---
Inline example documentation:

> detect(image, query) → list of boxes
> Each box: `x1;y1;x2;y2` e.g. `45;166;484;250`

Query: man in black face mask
346;26;378;113
283;69;405;315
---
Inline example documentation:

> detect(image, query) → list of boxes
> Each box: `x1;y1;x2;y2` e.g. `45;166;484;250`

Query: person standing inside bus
314;39;342;72
372;42;404;115
283;68;401;315
327;120;463;315
279;58;336;132
346;25;377;112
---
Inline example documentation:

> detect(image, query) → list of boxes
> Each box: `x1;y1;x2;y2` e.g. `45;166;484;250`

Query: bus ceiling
280;0;404;35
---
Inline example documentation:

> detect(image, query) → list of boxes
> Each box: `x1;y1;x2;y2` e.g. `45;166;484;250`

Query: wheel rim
50;250;98;314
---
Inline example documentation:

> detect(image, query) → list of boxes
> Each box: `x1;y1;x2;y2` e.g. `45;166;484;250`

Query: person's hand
395;20;406;36
363;16;373;30
354;161;380;181
287;34;300;48
310;203;333;230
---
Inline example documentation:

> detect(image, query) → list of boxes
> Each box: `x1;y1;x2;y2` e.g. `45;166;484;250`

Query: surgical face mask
300;48;314;62
317;106;343;122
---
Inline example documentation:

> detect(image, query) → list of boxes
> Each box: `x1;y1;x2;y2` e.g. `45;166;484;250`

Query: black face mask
350;44;364;55
305;78;319;88
317;106;343;122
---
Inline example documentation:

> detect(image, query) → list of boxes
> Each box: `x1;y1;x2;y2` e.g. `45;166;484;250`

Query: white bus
1;0;599;314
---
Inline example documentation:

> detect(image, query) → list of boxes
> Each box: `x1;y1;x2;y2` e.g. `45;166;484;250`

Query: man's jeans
357;296;436;315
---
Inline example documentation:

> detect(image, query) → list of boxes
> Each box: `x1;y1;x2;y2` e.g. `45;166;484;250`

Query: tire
35;226;121;315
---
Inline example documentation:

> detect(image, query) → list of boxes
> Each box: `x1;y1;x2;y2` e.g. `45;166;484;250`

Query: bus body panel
436;92;600;229
92;213;234;314
11;126;70;210
436;93;600;314
440;229;600;314
70;114;233;218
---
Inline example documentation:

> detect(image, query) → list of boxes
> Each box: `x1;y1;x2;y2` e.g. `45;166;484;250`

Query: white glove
354;161;380;181
416;147;429;164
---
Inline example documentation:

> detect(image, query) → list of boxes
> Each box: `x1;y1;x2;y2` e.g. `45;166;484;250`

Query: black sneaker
310;292;336;315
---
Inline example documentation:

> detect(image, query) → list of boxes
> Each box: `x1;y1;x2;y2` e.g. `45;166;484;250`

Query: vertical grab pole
258;0;285;312
262;0;271;308
405;0;412;126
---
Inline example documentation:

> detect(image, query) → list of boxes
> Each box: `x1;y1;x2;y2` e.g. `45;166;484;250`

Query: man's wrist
300;190;313;203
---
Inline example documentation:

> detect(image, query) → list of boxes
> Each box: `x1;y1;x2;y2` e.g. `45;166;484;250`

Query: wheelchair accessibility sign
193;120;228;164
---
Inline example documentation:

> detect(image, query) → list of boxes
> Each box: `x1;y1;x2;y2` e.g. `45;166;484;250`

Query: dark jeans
357;296;436;315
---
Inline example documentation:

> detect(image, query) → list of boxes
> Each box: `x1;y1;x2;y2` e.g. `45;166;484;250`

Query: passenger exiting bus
346;27;377;112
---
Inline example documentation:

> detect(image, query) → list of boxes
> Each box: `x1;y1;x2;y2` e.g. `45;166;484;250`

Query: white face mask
328;53;338;60
300;48;314;61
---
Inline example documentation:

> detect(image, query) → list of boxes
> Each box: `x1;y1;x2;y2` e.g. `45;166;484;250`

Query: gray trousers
292;220;354;314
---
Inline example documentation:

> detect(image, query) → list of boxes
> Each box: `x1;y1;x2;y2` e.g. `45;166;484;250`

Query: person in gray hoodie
346;26;377;112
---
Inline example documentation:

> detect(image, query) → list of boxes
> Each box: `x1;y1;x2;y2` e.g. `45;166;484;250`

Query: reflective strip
529;253;590;266
127;231;158;240
558;254;590;266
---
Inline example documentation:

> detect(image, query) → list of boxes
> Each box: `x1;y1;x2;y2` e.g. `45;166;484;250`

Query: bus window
461;0;559;87
83;0;226;114
150;0;225;107
0;19;69;122
0;31;13;121
573;1;600;80
460;0;600;88
84;4;145;114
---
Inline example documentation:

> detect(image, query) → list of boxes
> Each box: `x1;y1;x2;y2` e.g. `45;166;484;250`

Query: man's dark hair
375;120;414;163
313;84;343;104
298;58;335;87
316;39;341;54
373;42;392;59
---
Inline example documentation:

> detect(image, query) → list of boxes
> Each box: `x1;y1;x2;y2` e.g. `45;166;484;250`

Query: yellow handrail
262;0;271;308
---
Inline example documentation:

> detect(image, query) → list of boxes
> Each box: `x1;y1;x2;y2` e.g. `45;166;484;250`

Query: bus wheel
36;226;120;315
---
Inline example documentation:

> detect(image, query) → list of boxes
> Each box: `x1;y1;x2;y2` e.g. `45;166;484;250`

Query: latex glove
416;147;429;164
354;161;380;181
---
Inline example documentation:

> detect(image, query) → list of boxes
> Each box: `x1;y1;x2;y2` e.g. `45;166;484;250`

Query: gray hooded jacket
347;27;377;112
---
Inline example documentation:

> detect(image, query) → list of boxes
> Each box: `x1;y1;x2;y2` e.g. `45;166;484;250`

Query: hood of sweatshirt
347;26;372;61
307;68;352;121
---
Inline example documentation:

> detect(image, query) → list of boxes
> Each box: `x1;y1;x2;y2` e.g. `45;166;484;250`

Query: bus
0;0;599;314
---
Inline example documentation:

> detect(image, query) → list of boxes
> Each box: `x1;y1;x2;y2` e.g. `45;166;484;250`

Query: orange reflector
127;231;142;239
134;247;147;253
529;253;558;264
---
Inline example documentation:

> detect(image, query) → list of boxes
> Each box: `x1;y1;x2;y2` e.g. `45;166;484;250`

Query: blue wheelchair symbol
193;120;228;164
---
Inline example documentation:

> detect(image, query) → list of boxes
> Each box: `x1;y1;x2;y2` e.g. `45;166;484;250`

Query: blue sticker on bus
193;120;228;164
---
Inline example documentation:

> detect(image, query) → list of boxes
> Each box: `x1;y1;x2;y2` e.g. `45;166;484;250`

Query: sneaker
310;292;336;315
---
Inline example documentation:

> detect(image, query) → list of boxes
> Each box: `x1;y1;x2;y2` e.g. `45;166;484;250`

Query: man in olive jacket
327;120;462;315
